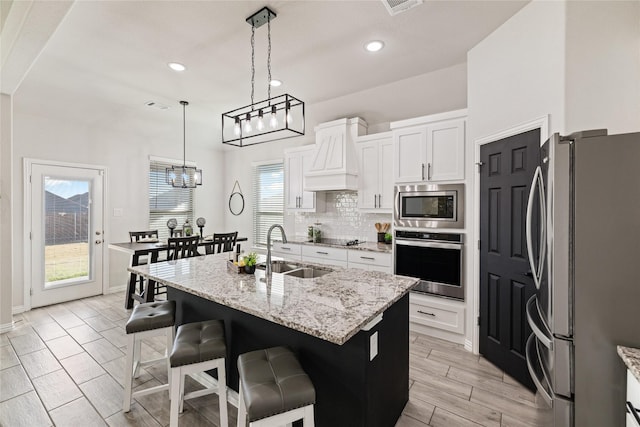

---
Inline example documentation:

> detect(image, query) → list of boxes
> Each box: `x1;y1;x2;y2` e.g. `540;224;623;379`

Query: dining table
110;237;247;309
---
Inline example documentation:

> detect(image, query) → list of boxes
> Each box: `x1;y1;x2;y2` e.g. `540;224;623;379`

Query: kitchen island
129;253;418;427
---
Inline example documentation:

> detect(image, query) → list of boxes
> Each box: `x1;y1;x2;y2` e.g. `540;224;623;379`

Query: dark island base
167;287;409;427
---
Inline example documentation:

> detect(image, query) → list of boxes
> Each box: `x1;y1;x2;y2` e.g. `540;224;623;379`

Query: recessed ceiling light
168;62;186;72
365;40;385;53
270;79;282;87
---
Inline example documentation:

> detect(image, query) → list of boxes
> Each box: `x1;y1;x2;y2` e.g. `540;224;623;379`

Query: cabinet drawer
349;262;391;274
347;250;391;267
303;256;348;268
409;293;464;334
301;245;348;262
272;242;302;256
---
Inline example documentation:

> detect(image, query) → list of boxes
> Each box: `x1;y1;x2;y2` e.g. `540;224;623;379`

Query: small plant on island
243;252;258;267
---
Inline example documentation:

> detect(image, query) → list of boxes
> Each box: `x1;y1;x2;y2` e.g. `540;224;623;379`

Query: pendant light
166;101;202;188
222;6;305;147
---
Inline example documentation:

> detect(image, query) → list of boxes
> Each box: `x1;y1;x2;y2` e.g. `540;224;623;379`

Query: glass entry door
29;162;104;308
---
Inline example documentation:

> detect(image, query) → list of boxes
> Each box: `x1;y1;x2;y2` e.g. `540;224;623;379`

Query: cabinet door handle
378;194;382;207
417;310;436;317
427;163;432;180
373;195;377;208
421;163;425;180
281;247;292;251
360;256;375;260
316;251;329;255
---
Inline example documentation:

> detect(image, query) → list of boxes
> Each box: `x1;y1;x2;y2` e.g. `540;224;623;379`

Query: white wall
222;63;468;249
564;0;640;134
1;94;14;330
11;109;226;308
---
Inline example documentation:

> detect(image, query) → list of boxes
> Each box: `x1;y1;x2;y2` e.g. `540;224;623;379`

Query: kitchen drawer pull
417;310;435;317
421;163;425;180
628;401;640;426
316;251;329;255
280;247;292;250
360;256;375;260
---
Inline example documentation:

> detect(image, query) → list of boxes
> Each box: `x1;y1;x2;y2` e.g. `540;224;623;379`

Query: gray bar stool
123;300;176;412
237;346;316;427
169;319;228;427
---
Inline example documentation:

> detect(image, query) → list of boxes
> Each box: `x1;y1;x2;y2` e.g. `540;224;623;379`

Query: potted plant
384;232;392;244
243;252;258;274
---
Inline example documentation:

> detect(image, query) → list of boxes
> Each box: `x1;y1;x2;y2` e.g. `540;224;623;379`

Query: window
253;161;284;247
149;159;194;240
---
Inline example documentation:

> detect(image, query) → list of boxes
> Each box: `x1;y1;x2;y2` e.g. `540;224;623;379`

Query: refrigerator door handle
526;166;546;289
526;295;553;349
526;334;553;407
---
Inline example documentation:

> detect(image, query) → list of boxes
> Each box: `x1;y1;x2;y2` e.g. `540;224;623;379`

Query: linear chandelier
222;6;305;147
166;101;202;188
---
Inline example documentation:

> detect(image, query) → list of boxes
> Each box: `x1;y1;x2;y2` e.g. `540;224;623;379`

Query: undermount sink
283;267;332;279
256;261;332;279
256;260;300;273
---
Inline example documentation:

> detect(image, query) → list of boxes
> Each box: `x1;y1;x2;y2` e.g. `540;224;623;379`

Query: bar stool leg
237;386;247;427
217;358;228;427
123;334;136;412
133;337;142;378
166;326;175;392
169;367;181;427
303;405;315;427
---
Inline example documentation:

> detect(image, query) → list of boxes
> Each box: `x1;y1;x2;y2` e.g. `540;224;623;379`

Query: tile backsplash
290;191;392;242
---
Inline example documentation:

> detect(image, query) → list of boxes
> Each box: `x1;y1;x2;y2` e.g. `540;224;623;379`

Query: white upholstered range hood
303;117;368;191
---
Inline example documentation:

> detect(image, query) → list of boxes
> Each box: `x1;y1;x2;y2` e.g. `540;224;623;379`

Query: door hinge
29;232;32;240
29;175;32;183
30;288;33;296
477;316;480;326
477;240;480;250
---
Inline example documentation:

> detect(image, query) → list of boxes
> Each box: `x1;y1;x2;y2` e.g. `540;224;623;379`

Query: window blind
253;162;284;247
149;159;194;240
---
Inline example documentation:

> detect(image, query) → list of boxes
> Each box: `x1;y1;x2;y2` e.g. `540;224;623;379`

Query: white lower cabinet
409;293;465;344
301;245;348;268
347;250;392;274
628;370;640;427
271;242;302;261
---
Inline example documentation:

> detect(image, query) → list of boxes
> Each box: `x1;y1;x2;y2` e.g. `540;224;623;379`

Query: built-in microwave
394;183;464;229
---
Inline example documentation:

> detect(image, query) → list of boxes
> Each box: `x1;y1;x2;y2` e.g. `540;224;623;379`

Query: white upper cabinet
391;109;466;183
284;146;325;212
356;132;393;212
304;118;368;191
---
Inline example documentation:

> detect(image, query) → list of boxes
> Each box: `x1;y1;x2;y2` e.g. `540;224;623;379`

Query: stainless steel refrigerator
525;129;640;426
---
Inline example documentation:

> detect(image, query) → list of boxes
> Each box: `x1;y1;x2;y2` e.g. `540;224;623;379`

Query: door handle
95;240;103;244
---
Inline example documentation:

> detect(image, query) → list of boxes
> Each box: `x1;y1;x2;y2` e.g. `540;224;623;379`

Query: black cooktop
310;238;361;246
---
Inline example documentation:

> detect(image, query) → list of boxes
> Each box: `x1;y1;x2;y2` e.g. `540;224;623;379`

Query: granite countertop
283;238;393;254
129;253;417;345
618;346;640;383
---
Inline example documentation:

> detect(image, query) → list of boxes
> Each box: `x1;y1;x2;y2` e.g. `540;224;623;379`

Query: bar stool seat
123;300;176;413
237;346;315;427
169;320;228;427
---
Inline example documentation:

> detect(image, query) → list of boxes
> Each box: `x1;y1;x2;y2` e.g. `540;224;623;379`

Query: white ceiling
6;0;528;149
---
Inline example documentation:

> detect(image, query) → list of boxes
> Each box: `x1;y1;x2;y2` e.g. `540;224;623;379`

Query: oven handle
395;239;462;250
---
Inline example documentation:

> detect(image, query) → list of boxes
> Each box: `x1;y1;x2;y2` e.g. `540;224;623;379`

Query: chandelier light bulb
257;109;265;131
285;101;292;125
244;113;252;133
270;105;278;129
234;117;241;136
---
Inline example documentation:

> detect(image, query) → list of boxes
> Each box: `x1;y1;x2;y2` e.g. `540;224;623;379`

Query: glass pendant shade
166;101;202;188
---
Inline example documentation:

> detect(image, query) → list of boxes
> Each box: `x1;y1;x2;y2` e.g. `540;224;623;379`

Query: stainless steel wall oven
394;231;464;300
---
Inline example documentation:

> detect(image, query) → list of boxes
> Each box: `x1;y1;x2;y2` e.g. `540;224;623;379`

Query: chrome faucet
266;224;287;277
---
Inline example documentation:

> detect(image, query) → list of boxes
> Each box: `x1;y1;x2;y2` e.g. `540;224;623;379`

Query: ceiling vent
381;0;423;16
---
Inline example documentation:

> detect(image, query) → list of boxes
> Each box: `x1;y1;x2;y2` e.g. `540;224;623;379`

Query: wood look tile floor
0;292;548;426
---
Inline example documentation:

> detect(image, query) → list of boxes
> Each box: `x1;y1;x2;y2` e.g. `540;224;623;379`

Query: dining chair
129;230;159;242
167;235;201;260
205;232;238;254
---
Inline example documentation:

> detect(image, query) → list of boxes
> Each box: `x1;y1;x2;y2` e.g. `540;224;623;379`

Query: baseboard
106;285;127;294
0;321;15;333
12;305;25;315
409;322;465;346
464;339;473;353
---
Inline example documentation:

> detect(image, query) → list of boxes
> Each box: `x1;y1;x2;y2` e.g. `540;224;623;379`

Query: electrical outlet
370;331;378;361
